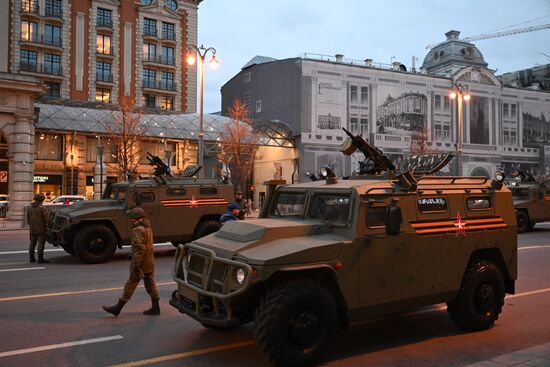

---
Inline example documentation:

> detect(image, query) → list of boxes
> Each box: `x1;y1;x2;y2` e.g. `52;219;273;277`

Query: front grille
52;215;68;229
186;252;228;291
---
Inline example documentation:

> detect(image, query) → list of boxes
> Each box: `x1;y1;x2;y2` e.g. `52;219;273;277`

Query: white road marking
0;267;45;273
0;335;123;358
0;243;174;255
519;245;550;250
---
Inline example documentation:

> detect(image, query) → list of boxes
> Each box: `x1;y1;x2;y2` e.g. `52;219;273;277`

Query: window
97;34;112;55
20;50;37;72
134;191;155;203
161;46;174;65
350;117;358;134
143;69;156;88
434;95;441;110
21;21;38;42
443;96;450;112
35;134;63;160
166;0;177;11
44;82;60;97
96;88;111;103
255;99;262;113
167;188;186;196
161;22;175;40
511;104;517;118
143;43;156;62
44;24;61;46
503;103;509;118
360;118;368;136
141;0;153;5
268;192;306;218
466;197;491;210
417;197;447;213
366;205;387;228
96;61;111;82
22;0;39;13
139;141;175;164
243;92;251;109
86;137;117;163
45;0;62;17
161;96;174;110
143;18;157;37
144;94;156;108
308;194;351;223
244;72;251;83
44;53;61;75
160;71;174;90
350;85;358;103
97;8;112;28
361;86;368;104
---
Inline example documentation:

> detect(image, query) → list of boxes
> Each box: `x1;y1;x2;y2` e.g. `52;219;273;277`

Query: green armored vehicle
49;160;233;264
170;130;517;367
507;177;550;232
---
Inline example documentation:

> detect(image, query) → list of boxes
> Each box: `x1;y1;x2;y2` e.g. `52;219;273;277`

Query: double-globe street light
449;82;471;175
186;44;219;177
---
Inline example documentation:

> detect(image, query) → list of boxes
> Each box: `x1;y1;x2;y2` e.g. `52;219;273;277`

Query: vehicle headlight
235;268;246;284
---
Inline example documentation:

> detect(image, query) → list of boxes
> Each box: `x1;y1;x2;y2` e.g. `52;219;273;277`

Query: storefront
33;174;63;200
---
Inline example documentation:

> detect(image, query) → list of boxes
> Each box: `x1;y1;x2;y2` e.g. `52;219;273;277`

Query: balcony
21;33;62;48
96;73;113;83
143;80;177;92
20;62;63;76
21;1;40;16
161;30;176;41
44;6;63;19
97;17;113;29
143;54;175;66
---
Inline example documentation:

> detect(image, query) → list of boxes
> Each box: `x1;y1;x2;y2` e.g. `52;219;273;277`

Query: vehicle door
157;185;191;241
540;180;550;221
357;198;409;303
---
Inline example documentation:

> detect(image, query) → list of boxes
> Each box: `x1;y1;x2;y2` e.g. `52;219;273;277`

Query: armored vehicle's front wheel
73;224;116;264
516;210;530;233
447;260;505;331
254;279;337;367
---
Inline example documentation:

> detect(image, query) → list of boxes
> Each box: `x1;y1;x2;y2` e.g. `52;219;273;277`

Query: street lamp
187;44;219;177
449;82;471;175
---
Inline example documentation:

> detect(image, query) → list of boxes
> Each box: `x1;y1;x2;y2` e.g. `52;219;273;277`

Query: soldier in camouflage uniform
103;207;160;316
27;193;52;263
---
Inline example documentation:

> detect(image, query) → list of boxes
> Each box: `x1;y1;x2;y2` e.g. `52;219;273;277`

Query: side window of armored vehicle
366;205;387;228
110;186;128;200
511;188;529;199
135;191;155;203
466;197;491;211
308;194;351;223
199;187;218;195
417;196;448;214
268;192;306;218
166;188;186;196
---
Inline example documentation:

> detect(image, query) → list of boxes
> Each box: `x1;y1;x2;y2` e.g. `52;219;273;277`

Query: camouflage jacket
130;218;155;274
27;202;51;235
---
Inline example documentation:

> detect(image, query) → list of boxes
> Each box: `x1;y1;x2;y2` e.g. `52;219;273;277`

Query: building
1;0;201;111
222;31;550;189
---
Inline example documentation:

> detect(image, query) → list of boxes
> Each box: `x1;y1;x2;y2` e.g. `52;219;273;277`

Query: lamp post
187;44;219;177
449;82;470;175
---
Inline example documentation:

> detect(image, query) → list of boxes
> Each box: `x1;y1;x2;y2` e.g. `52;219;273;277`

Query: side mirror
135;192;142;206
386;206;401;236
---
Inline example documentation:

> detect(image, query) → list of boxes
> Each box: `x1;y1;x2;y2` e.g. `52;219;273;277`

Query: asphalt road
0;224;550;367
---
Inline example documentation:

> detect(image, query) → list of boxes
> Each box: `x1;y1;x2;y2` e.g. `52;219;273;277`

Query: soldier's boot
143;298;160;315
103;299;127;316
37;254;50;264
29;251;36;263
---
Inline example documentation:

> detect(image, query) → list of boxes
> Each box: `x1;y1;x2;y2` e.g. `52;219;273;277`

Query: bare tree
410;126;436;155
219;99;259;193
104;94;148;180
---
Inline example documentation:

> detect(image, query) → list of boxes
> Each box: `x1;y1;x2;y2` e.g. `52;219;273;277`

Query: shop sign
0;171;7;182
33;175;49;183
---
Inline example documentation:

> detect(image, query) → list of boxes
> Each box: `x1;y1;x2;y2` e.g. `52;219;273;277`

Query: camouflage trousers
29;233;46;256
121;269;159;302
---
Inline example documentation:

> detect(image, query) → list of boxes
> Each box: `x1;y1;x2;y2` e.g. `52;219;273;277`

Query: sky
196;0;550;114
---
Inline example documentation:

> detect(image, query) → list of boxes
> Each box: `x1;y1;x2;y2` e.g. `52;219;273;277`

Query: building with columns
221;31;550;181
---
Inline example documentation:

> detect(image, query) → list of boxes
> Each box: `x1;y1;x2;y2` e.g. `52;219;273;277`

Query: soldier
103;207;160;316
27;193;52;263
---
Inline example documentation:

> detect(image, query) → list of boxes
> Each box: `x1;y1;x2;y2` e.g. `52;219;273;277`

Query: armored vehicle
49;158;233;264
507;177;550;232
170;130;517;367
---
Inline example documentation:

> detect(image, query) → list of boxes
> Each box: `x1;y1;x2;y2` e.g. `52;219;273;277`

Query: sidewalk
0;220;26;231
465;342;550;366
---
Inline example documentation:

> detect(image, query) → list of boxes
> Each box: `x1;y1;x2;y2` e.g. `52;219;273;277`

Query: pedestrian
245;198;252;217
234;190;243;206
103;207;160;316
27;193;52;264
220;203;241;224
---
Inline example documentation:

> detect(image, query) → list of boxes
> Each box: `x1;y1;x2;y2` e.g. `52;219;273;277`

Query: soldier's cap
33;193;45;202
127;207;145;219
227;203;240;211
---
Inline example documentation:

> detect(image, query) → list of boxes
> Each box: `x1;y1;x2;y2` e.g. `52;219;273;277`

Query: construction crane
425;23;550;49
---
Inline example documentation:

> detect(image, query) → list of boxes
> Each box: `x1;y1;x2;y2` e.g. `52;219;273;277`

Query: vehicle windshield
511;188;529;199
308;194;351;223
268;192;306;218
103;185;128;200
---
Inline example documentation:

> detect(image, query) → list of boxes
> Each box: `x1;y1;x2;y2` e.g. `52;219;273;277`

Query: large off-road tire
73;224;117;264
194;219;221;239
447;260;505;331
254;279;337;367
516;210;530;233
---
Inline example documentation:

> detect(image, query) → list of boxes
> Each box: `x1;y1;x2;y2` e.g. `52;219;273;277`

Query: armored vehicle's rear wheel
73;224;116;264
447;260;505;331
254;279;337;367
516;211;530;233
194;220;221;239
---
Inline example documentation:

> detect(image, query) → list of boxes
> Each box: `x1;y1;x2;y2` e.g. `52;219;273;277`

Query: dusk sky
196;0;550;114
